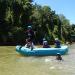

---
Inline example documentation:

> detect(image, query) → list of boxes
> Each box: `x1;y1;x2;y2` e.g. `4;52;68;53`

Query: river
0;44;75;75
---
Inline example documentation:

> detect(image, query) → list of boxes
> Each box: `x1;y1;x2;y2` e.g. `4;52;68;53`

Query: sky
33;0;75;24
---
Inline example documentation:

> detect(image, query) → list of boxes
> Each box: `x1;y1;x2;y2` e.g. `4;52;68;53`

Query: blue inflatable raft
16;45;68;56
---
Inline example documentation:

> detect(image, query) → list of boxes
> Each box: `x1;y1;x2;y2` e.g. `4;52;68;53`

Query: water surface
0;44;75;75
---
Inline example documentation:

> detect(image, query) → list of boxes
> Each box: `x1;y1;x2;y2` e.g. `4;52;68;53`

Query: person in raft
56;53;62;60
43;39;50;48
25;38;35;50
55;38;61;48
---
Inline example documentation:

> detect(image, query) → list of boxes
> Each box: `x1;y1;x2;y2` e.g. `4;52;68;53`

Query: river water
0;44;75;75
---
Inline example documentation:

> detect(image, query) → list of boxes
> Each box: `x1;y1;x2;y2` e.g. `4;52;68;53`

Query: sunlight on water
44;58;53;62
0;44;75;75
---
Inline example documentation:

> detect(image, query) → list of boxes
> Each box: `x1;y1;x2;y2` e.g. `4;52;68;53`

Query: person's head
26;38;32;46
26;39;28;43
56;53;62;60
55;38;58;41
28;26;32;30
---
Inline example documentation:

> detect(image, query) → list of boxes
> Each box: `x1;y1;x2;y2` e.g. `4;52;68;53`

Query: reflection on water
0;44;75;75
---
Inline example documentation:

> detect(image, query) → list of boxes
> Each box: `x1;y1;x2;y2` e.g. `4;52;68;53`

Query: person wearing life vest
55;38;61;48
43;39;50;48
25;38;35;50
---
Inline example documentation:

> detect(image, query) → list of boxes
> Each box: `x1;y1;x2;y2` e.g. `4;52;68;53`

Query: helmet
55;38;58;40
57;53;61;55
28;26;32;29
43;38;46;41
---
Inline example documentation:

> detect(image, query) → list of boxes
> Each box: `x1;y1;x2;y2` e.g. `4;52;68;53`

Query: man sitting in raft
25;38;35;50
55;38;61;48
43;40;50;48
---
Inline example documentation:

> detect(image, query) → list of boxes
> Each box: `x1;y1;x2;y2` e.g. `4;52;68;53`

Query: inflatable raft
16;45;68;56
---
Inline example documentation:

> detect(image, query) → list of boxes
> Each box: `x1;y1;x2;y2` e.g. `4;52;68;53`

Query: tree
59;14;71;42
0;0;9;44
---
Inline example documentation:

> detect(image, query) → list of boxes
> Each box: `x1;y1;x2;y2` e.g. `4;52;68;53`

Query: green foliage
0;0;74;45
